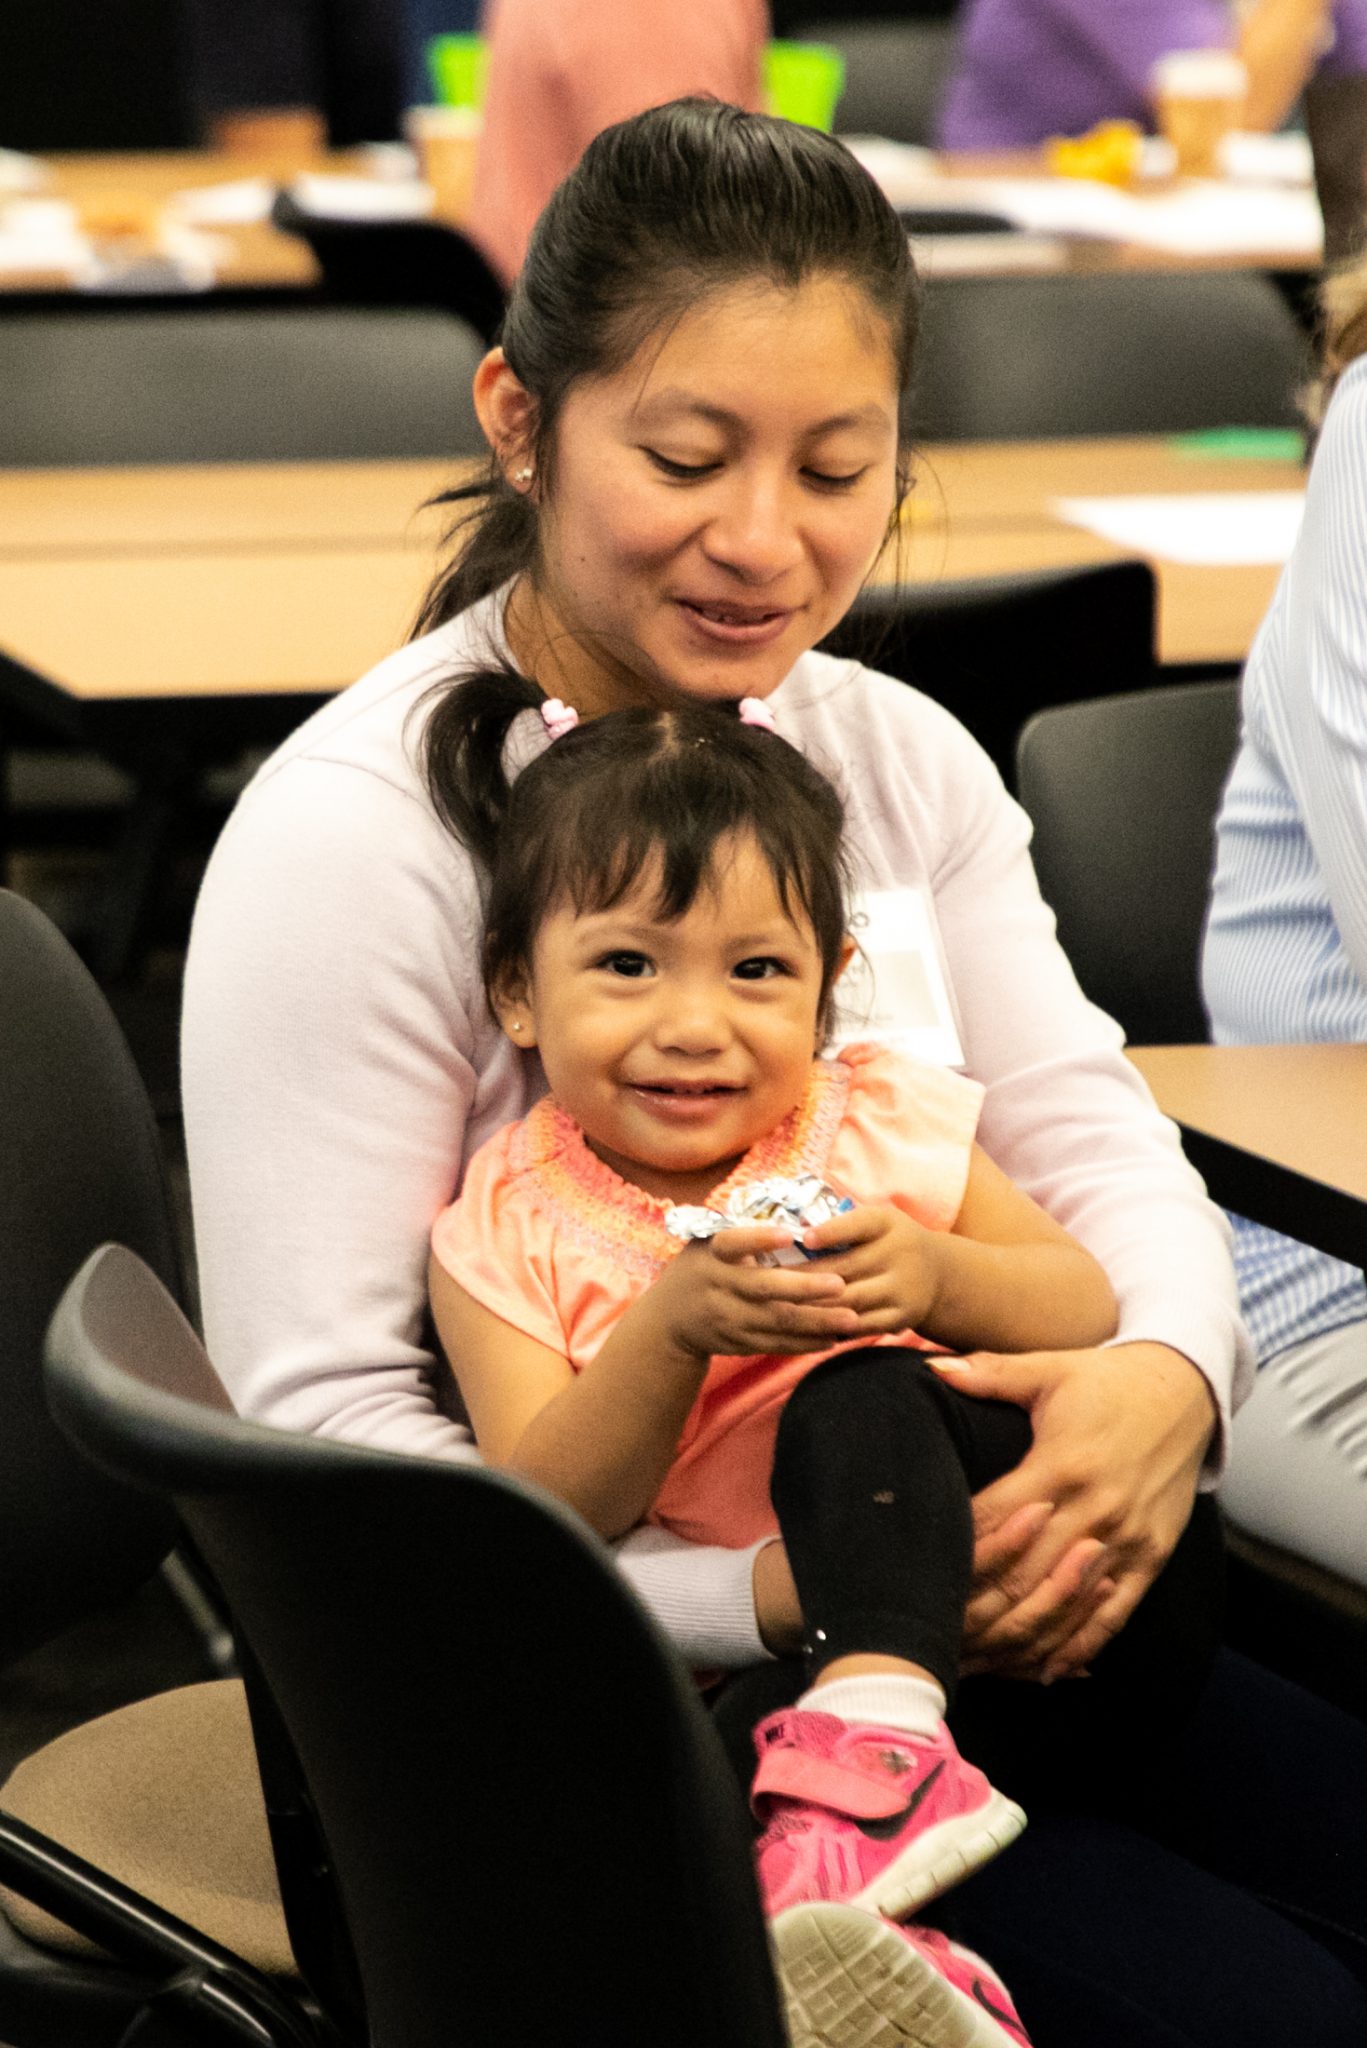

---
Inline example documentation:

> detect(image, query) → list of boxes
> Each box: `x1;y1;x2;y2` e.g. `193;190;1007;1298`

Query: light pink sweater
182;591;1252;1666
468;0;767;285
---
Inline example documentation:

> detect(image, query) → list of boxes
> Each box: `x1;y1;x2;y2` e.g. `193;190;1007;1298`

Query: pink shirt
432;1043;983;1547
469;0;768;284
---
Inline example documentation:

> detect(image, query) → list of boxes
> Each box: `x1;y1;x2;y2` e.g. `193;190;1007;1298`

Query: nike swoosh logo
972;1975;1023;2038
854;1760;945;1841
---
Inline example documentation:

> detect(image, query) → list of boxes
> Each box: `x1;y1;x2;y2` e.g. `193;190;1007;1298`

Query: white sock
797;1672;946;1740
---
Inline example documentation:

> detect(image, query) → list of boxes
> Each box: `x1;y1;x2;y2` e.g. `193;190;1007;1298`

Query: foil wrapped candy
664;1174;855;1268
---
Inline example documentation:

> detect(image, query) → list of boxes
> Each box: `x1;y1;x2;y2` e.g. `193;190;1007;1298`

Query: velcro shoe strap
751;1746;909;1820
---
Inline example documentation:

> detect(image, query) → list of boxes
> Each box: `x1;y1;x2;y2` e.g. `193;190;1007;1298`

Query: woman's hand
931;1342;1217;1682
646;1224;861;1363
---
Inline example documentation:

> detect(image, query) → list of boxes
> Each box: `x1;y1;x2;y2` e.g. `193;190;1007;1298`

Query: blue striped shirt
1202;354;1367;1364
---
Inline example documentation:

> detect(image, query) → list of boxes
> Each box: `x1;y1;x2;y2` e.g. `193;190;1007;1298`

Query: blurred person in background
468;0;768;284
939;0;1367;149
1203;255;1367;1594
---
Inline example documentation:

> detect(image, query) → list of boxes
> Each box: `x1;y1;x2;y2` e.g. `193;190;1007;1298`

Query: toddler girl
428;681;1121;2047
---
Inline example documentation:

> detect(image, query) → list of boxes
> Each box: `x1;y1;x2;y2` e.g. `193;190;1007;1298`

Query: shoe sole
772;1901;1017;2048
849;1789;1027;1921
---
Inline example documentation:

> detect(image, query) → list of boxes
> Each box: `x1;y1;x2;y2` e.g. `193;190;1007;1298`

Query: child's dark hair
429;674;851;1020
413;96;918;634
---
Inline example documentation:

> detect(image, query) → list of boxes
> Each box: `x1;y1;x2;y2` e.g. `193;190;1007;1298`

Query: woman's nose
703;475;805;583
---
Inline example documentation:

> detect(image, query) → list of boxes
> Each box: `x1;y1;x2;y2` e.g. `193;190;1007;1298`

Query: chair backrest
0;309;487;467
0;0;199;149
907;271;1309;439
272;194;508;344
0;893;180;1664
826;560;1158;784
1015;680;1241;1044
46;1245;787;2048
806;18;959;145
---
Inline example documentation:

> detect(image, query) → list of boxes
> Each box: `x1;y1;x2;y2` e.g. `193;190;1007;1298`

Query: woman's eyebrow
633;391;890;435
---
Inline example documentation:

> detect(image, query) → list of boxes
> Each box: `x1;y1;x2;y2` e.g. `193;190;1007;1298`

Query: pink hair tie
737;697;779;734
540;697;579;741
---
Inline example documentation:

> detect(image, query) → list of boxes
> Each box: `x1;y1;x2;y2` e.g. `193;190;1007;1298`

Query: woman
939;0;1367;150
1204;255;1367;1591
183;100;1367;2043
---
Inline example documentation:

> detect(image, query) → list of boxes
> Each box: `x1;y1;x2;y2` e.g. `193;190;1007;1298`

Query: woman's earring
514;467;534;484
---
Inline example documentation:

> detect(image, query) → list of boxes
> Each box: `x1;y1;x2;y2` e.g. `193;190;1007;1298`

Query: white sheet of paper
829;887;965;1068
960;175;1321;259
1051;491;1305;566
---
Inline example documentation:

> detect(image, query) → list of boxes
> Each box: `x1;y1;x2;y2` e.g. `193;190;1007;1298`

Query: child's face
500;835;843;1203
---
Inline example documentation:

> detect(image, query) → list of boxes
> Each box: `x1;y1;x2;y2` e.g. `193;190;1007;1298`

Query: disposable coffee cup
404;103;480;221
1151;50;1248;177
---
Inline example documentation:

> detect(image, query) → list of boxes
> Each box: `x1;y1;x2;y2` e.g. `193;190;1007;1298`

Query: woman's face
509;273;901;714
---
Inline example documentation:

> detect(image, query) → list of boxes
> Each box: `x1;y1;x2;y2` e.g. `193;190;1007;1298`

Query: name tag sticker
829;886;965;1068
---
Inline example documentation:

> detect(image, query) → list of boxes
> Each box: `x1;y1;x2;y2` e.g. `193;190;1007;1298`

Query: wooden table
1;145;1319;296
1129;1043;1367;1267
2;147;476;296
0;434;1300;700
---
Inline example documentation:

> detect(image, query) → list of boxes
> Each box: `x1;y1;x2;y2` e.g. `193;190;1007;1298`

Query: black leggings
712;1344;1224;1799
709;1348;1367;2047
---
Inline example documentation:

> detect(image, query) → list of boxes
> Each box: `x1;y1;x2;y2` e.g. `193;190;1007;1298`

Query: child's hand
801;1205;945;1334
647;1223;862;1361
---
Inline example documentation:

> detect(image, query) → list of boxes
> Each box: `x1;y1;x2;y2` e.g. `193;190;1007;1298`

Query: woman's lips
675;598;794;648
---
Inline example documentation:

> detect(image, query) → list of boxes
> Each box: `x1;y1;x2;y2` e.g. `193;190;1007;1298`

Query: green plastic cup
427;33;489;112
764;40;846;132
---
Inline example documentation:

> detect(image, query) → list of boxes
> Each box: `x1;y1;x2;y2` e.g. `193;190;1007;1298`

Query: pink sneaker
753;1711;1025;1921
771;1900;1033;2048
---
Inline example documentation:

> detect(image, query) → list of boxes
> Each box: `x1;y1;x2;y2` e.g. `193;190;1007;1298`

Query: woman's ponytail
422;665;546;871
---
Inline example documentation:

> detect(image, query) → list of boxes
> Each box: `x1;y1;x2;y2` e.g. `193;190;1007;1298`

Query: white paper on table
1220;131;1314;185
284;173;434;221
841;136;942;207
1113;181;1322;257
1051;491;1305;565
828;886;966;1069
168;179;277;226
0;198;87;275
961;174;1321;257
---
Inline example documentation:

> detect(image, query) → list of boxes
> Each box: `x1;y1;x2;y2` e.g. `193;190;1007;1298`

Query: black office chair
907;271;1310;440
1014;679;1240;1043
0;308;486;469
825;559;1158;787
0;890;295;2048
806;18;959;145
1014;687;1367;1716
272;191;507;344
44;1241;789;2048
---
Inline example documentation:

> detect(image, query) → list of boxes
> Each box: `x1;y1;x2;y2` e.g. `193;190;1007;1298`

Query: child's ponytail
422;664;546;871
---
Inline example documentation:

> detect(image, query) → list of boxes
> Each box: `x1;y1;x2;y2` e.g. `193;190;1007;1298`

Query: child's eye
598;950;654;978
733;956;790;981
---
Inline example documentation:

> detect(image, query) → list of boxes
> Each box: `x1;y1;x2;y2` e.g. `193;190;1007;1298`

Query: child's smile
498;832;844;1205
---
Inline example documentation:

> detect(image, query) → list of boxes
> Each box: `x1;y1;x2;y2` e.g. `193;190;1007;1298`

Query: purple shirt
939;0;1367;149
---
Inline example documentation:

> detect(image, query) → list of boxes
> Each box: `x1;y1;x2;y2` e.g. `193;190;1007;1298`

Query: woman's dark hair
414;96;918;633
437;678;852;1022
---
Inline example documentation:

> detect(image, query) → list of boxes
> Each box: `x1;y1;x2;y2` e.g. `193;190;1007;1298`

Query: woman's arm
827;678;1248;1669
1238;0;1334;128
